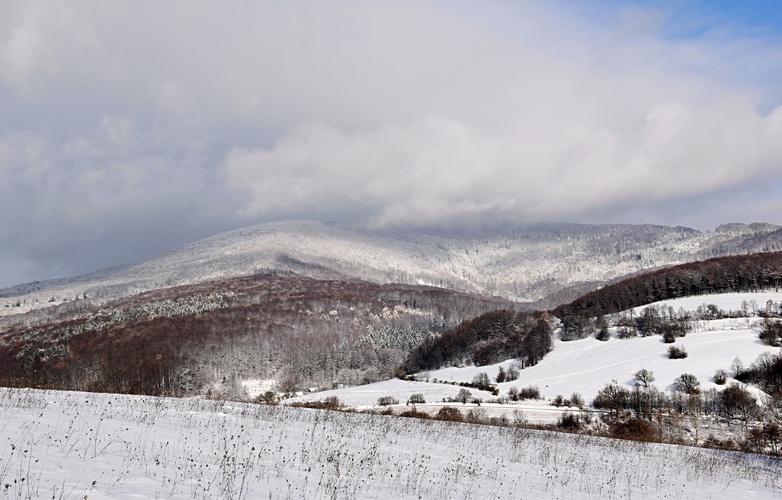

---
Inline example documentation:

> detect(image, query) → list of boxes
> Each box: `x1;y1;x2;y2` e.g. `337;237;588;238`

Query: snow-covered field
1;388;780;499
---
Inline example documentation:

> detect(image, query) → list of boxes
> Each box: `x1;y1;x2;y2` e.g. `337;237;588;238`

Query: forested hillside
554;251;782;319
0;275;513;396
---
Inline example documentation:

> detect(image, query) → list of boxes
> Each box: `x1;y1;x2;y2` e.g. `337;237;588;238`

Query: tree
377;395;399;406
595;315;610;341
668;345;688;359
730;357;744;377
633;369;655;388
719;384;757;423
713;369;728;385
759;319;782;347
673;373;700;395
593;382;630;415
472;372;490;389
496;366;507;383
456;388;472;404
407;393;425;405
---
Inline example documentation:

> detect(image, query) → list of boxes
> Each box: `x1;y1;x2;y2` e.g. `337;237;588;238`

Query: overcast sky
2;0;782;288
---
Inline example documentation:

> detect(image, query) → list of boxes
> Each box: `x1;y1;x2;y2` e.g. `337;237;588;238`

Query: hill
2;220;782;319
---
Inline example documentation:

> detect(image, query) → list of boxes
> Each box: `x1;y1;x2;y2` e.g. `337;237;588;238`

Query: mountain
2;220;782;318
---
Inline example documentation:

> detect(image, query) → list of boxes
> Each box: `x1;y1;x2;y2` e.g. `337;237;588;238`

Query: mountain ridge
2;220;781;317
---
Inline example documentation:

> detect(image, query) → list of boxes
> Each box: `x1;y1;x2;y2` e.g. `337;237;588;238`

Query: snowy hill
2;220;781;317
289;292;782;406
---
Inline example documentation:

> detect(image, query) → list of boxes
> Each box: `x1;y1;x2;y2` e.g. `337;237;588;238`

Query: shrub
496;366;506;383
569;392;585;409
518;385;541;400
552;394;564;407
377;396;399;406
255;390;278;405
507;386;520;401
609;417;660;442
322;396;341;409
558;412;581;431
668;345;688;359
407;393;426;405
398;408;429;419
713;369;728;385
435;406;463;422
663;332;676;344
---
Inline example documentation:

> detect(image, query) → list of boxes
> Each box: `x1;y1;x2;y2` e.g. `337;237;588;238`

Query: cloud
226;100;782;227
1;0;782;286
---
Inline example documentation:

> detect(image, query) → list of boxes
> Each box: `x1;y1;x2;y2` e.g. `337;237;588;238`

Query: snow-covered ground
633;292;782;316
1;388;780;499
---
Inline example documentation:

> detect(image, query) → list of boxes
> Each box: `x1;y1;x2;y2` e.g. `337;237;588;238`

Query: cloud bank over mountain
1;1;782;287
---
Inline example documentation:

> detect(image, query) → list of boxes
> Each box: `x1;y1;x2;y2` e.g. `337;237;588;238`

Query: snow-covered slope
2;221;781;317
290;292;782;407
1;388;779;499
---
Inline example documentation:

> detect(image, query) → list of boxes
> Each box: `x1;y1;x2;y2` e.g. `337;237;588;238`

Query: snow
633;292;782;315
1;388;780;499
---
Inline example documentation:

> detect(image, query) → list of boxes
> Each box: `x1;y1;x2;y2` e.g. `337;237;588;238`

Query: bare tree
633;369;655;388
673;373;700;395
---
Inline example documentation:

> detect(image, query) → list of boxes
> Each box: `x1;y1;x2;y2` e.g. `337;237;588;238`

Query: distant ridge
2;220;781;316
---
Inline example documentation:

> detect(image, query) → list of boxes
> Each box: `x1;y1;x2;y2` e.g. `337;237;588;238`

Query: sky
1;0;782;288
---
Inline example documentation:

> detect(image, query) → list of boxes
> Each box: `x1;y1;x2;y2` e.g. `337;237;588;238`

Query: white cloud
1;0;782;286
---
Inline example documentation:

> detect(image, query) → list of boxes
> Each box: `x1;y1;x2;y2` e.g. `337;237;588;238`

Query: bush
407;393;426;405
558;412;581;431
668;345;688;359
398;408;429;419
377;396;399;406
713;369;728;385
435;406;463;422
496;366;506;383
518;385;541;400
569;392;585;409
255;390;278;405
609;417;660;442
663;332;676;344
552;394;564;407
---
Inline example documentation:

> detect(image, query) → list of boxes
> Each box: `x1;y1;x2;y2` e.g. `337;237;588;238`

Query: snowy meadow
1;388;781;499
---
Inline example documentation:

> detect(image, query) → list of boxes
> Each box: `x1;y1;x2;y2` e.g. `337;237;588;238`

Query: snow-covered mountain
3;220;782;316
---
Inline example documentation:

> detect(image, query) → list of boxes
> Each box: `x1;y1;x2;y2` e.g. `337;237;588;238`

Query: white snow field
1;388;781;500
